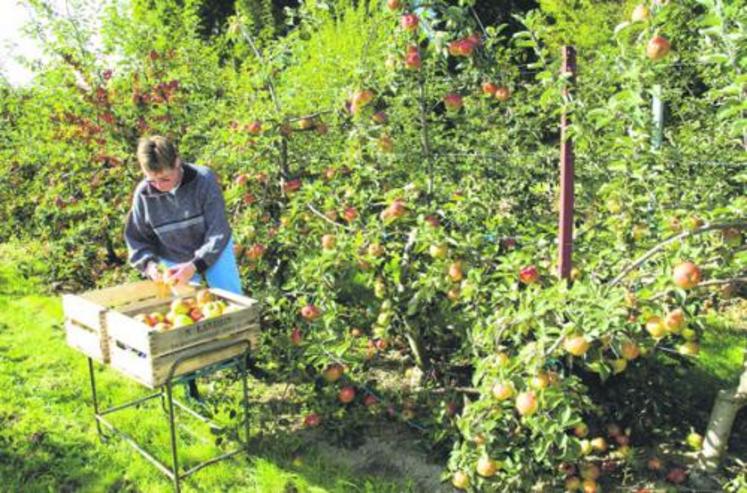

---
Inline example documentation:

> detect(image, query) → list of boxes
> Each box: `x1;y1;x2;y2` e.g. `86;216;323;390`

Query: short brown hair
137;135;177;172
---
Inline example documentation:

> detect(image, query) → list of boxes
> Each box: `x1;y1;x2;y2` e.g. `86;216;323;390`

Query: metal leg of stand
87;358;104;440
89;340;252;492
165;382;181;493
241;353;249;448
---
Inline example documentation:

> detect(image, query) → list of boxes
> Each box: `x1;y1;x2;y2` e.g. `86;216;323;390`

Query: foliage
1;0;746;490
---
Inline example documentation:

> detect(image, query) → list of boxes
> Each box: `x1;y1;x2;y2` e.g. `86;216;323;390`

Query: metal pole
652;84;664;149
166;382;181;493
242;351;250;448
558;46;577;280
88;358;104;440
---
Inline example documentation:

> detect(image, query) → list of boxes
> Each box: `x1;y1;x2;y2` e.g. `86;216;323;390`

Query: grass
0;243;411;493
1;241;745;492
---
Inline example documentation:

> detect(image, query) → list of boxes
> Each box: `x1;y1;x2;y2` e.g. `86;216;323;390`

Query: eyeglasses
144;167;180;186
146;176;176;185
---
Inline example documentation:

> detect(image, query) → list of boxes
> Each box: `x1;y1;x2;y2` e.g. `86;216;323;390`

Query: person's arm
124;194;160;279
190;170;232;274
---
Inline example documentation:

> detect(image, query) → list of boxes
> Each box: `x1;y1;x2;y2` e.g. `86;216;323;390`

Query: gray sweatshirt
125;163;232;274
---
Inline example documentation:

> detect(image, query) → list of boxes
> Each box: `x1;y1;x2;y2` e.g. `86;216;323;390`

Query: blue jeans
161;237;243;295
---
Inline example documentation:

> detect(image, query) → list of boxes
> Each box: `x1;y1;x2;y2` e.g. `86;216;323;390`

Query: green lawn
0;245;409;493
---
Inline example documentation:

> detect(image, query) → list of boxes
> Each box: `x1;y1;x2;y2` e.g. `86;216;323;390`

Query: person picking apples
125;136;243;401
124;135;242;295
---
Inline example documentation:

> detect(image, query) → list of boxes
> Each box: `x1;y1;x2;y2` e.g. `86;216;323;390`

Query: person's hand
145;261;161;282
166;262;197;287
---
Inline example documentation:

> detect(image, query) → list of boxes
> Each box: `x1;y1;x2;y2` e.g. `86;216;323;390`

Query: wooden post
558;46;576;280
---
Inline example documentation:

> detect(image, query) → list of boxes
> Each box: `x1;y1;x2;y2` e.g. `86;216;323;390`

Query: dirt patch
302;424;449;493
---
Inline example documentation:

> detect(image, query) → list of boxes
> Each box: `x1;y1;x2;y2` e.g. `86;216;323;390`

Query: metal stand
87;340;251;492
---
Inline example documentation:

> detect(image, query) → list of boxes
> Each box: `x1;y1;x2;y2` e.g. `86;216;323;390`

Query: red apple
672;261;701;289
666;467;687;484
300;304;322;321
303;412;321;427
452;470;470;490
283;178;302;194
343;207;358;222
246;243;266;261
387;0;401;10
323;363;344;382
448;39;476;57
380;199;407;220
564;335;590;357
448;261;464;282
425;214;440;228
515;391;538;416
647;35;671;61
400;13;418;31
443;93;463;112
371;111;388;124
352;89;374;107
482;81;498;96
574;423;589;438
321;234;336;250
665;308;685;333
494;86;511;102
338;386;356;404
363;394;378;407
374;338;389;350
645;316;667;338
188;307;203;321
519;265;539;284
476;456;499;477
291;327;302;346
491;381;515;401
404;45;421;70
621;340;640;361
247;120;262;134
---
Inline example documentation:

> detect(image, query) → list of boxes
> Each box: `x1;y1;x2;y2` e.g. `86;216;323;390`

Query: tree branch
306;203;353;231
609;220;747;287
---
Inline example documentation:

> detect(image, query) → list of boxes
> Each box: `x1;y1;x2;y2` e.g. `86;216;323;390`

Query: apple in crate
172;314;194;328
195;289;214;306
202;301;225;319
134;313;153;326
189;306;203;321
170;298;191;316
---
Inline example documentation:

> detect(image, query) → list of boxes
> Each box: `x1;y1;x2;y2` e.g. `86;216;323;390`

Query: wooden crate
107;288;260;388
62;282;260;388
62;281;193;363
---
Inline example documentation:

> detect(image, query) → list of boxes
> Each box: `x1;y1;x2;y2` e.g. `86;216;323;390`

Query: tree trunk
697;350;747;472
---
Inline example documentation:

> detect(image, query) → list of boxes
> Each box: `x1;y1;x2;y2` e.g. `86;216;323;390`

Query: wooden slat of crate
106;310;154;355
149;306;260;357
62;294;105;334
109;329;256;388
65;319;109;362
151;327;257;387
84;281;194;308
